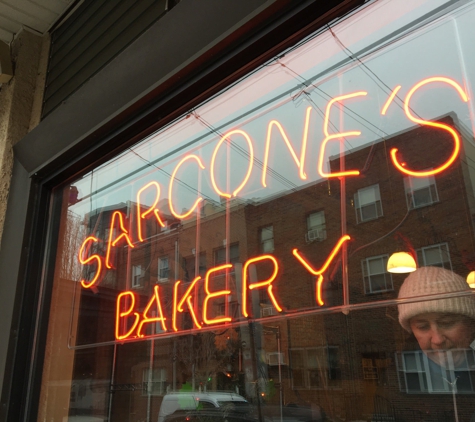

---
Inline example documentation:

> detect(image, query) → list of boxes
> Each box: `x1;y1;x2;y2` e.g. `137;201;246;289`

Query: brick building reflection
72;115;475;421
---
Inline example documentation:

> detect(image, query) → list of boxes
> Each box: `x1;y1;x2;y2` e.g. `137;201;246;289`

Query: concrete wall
0;29;49;405
0;30;48;240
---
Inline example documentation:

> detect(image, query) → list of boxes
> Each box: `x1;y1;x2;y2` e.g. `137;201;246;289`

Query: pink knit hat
398;266;475;332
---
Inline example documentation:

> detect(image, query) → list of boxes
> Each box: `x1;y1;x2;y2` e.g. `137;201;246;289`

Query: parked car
158;392;250;422
163;408;265;422
258;403;325;422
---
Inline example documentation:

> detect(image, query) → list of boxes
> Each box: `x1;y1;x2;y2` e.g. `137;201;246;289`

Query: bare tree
60;209;85;281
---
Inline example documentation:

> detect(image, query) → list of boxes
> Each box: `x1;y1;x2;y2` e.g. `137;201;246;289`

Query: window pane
358;185;379;206
308;212;325;229
261;226;273;241
368;257;385;274
38;2;475;421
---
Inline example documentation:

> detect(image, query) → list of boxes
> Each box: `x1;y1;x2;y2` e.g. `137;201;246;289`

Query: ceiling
0;0;79;43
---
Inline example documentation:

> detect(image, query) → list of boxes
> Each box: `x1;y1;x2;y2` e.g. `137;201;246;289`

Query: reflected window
261;303;279;317
158;257;169;281
183;252;207;282
362;255;393;294
198;401;216;409
396;350;475;394
291;346;340;389
404;175;438;210
214;243;240;266
260;226;274;253
362;357;378;380
218;301;239;319
142;368;167;396
306;211;326;242
132;265;144;288
416;243;451;269
355;184;383;223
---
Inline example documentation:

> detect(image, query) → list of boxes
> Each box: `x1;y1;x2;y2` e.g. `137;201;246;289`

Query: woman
398;266;475;391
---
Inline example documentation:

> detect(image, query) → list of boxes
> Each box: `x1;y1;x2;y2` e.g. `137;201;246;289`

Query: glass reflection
38;1;475;422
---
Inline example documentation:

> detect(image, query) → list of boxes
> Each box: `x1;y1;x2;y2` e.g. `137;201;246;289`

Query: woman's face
410;312;475;366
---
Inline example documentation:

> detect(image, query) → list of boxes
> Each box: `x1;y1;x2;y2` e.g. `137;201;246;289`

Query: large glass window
37;1;475;421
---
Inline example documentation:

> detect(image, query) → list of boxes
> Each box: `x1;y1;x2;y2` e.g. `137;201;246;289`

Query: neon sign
114;242;344;340
77;75;469;341
318;91;367;179
390;77;468;177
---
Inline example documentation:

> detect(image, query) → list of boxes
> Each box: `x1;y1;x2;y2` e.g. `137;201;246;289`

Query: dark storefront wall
4;0;475;422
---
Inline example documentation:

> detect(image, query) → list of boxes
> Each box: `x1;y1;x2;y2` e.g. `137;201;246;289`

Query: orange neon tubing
173;277;202;331
105;211;135;269
172;281;180;332
203;264;232;325
261;106;312;187
293;235;351;305
318;92;367;178
137;285;167;336
242;255;282;318
210;130;254;198
78;236;102;288
168;155;205;219
391;77;468;177
136;181;165;242
153;210;166;227
381;85;402;115
115;291;140;340
315;275;325;307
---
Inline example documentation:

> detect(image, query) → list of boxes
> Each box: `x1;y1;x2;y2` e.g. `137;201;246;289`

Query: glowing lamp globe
466;271;475;289
387;252;417;274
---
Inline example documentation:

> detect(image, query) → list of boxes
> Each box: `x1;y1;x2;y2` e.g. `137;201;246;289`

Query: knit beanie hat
398;266;475;332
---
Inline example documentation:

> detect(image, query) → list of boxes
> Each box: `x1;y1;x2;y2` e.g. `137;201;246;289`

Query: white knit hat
398;266;475;332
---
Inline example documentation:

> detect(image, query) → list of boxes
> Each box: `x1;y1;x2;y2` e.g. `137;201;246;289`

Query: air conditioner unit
261;306;278;317
267;352;285;366
305;228;324;243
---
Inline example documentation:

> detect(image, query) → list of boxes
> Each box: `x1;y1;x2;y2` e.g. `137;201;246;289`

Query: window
132;265;144;288
214;243;239;266
362;255;393;294
306;211;326;242
260;226;274;252
404;175;438;209
291;347;340;389
142;368;167;396
396;350;475;394
158;257;169;281
417;243;451;269
183;252;207;282
354;184;383;223
218;301;239;319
